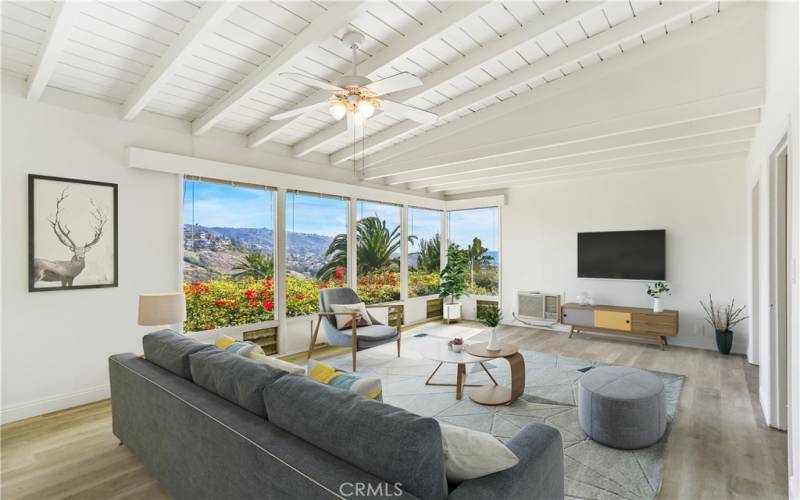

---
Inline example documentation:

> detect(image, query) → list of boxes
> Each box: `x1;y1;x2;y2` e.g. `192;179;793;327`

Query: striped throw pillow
307;360;382;401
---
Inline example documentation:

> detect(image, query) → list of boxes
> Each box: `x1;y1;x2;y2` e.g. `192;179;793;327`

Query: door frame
769;133;790;431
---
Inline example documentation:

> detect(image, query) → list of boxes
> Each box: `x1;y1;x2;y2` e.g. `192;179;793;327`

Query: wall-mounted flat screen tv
578;230;666;280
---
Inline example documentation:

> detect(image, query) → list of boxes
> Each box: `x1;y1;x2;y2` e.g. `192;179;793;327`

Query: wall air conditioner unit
516;291;561;322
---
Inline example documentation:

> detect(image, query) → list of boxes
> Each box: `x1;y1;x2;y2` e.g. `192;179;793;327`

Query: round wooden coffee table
420;342;498;400
465;342;525;405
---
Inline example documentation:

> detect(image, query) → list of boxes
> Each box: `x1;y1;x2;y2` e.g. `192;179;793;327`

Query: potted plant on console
439;247;467;323
647;281;671;312
700;294;748;355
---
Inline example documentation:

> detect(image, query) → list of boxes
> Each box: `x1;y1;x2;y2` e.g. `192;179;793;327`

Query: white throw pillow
247;353;305;375
330;303;372;330
439;423;519;482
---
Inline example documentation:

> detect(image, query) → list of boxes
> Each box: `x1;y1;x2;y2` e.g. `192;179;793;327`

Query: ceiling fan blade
364;72;423;95
380;100;438;125
270;100;328;121
279;72;344;91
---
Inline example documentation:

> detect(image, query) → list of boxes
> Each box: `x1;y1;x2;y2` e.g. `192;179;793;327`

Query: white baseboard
1;384;110;424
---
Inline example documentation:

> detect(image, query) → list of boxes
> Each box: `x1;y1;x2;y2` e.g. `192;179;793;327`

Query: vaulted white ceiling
1;1;759;196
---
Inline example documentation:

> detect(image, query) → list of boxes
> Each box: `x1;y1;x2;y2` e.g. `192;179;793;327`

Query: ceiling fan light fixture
329;101;346;121
357;99;375;118
353;111;365;126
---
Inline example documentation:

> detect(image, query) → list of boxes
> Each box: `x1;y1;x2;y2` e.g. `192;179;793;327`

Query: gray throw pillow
189;348;285;418
142;329;215;380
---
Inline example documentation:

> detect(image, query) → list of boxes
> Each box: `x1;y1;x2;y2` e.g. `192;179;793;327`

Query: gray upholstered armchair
307;287;402;371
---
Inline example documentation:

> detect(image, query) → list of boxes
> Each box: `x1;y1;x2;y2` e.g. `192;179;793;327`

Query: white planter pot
486;327;501;351
443;303;462;322
653;298;663;313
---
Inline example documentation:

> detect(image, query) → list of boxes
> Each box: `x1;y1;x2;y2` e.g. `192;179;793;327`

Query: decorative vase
653;298;663;313
486;327;501;351
715;329;733;355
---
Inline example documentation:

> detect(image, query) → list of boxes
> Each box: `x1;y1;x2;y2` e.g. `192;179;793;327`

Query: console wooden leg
456;363;466;400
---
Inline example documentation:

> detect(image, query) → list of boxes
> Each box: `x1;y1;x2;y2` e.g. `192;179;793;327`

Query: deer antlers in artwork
47;189;107;251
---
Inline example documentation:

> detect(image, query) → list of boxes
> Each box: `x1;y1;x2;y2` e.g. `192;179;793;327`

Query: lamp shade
138;292;186;326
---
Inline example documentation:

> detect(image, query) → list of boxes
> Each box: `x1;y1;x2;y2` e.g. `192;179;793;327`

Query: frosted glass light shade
353;111;365;126
329;102;346;121
138;292;186;326
357;100;375;118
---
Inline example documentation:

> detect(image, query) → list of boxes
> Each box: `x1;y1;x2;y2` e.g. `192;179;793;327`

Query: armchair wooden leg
352;321;358;372
307;316;322;362
396;314;402;358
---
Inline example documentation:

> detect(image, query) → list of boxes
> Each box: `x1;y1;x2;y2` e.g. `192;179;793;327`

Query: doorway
751;183;759;363
769;135;789;431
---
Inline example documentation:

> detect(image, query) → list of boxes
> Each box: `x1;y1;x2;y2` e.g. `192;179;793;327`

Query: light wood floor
1;323;788;500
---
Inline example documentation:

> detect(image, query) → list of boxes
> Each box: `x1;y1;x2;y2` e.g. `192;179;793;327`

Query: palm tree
316;216;416;280
465;237;491;286
411;233;441;273
232;250;273;280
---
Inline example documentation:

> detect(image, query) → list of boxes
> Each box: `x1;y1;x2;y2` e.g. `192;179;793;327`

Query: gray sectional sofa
109;330;564;500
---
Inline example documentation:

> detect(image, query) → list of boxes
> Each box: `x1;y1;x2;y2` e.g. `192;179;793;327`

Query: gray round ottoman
578;366;666;449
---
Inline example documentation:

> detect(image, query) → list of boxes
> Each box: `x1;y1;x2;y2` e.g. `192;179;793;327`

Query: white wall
744;1;800;496
500;160;749;352
1;83;180;423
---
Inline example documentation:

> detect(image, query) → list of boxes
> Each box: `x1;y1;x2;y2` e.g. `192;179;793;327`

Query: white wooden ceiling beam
121;2;238;121
330;0;713;166
191;2;369;136
25;1;80;100
442;152;747;195
360;1;759;177
373;87;764;178
296;1;603;157
385;108;760;185
247;1;490;149
424;138;753;192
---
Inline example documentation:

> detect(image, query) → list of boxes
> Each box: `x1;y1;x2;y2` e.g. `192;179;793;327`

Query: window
408;207;441;297
447;207;499;296
285;191;349;317
183;178;276;332
356;200;401;304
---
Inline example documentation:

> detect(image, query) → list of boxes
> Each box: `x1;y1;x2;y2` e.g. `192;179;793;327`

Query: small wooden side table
465;343;525;405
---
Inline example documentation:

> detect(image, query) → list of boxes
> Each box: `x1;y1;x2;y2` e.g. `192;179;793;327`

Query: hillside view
181;180;499;333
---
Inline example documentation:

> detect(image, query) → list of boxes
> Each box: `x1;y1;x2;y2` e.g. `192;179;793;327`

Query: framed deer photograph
28;175;118;292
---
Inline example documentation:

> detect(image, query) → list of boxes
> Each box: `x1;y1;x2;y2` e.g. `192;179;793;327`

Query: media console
560;303;678;349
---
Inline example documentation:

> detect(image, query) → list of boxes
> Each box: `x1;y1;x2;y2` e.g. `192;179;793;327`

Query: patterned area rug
318;325;685;500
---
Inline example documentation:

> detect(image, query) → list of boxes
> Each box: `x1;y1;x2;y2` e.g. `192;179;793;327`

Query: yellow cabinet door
594;310;632;331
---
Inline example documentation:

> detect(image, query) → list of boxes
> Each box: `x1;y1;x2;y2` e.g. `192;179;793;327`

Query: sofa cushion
264;374;447;500
189;348;286;418
142;329;215;380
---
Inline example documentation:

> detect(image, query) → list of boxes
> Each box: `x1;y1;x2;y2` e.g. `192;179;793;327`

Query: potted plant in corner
700;294;748;355
647;281;671;312
478;306;502;351
439;247;467;323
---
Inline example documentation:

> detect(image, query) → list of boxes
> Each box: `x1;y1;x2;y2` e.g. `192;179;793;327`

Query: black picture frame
28;174;119;292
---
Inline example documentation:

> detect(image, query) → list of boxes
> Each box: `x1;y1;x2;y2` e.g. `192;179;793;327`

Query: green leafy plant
231;251;274;280
478;305;502;328
316;216;416;280
647;281;671;298
699;294;748;332
412;234;441;273
439;246;467;304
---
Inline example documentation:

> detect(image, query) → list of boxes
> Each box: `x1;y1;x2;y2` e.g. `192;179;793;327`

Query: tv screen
578;230;666;280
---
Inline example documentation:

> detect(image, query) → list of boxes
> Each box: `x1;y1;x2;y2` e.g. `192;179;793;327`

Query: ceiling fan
270;31;438;136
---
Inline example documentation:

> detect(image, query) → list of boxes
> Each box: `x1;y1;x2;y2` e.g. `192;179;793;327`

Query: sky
184;180;498;250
